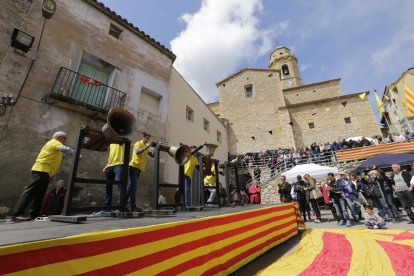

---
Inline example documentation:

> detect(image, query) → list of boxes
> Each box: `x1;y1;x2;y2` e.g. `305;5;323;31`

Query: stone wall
283;79;343;105
288;95;382;148
217;69;295;154
0;0;174;212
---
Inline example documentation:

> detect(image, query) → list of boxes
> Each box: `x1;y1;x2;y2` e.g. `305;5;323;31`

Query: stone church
208;47;381;154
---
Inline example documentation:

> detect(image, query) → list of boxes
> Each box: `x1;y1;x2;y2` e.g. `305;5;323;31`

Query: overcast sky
99;0;414;120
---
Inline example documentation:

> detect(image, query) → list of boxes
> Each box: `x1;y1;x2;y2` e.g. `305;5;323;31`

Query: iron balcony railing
48;67;126;112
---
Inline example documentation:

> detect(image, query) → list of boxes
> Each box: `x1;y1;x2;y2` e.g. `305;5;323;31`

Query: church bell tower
269;46;303;89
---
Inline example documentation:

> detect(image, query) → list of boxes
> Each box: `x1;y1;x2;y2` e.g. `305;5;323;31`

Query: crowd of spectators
229;131;414;175
277;163;414;228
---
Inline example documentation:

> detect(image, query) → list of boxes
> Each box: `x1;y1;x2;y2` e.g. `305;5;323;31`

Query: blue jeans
105;165;123;207
184;175;191;206
332;196;350;221
127;166;141;208
345;194;361;219
365;221;386;229
371;196;396;220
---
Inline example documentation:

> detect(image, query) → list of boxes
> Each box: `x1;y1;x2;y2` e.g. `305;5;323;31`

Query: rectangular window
109;23;123;39
186;106;194;121
344;117;351;124
138;88;161;116
203;118;210;132
308;122;315;129
245;85;253;98
217;131;222;143
70;52;115;109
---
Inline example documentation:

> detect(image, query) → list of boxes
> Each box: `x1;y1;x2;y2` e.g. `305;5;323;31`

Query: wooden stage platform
0;204;304;275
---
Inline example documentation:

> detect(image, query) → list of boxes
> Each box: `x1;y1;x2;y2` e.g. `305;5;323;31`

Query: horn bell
168;145;191;165
102;108;136;140
205;143;218;157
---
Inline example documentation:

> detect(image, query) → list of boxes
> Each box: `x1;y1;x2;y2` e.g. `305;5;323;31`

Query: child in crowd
364;205;386;229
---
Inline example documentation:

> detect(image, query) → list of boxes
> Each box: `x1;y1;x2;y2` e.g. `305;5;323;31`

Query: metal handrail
48;67;126;112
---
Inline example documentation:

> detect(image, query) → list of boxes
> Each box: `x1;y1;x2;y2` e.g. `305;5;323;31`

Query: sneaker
392;219;399;224
313;219;321;223
337;220;345;226
408;220;414;224
374;225;379;229
12;216;32;222
346;220;352;227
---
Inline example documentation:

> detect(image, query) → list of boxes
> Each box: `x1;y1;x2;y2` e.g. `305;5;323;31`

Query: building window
109;23;123;39
217;131;222;143
138;87;161;116
344;117;352;124
308;122;315;129
186;106;194;121
282;64;290;76
245;85;253;98
70;52;115;109
203;118;210;132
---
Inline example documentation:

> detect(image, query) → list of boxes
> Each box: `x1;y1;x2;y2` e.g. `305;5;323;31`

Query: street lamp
42;0;56;19
10;28;35;53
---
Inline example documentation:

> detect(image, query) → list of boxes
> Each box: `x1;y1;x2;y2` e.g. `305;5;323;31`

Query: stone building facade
210;47;381;153
381;68;414;134
0;0;227;213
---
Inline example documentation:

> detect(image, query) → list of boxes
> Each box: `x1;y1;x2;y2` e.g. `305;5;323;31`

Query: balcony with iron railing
46;67;126;112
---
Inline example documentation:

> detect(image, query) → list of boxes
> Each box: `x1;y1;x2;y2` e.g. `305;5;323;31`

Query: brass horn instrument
159;144;192;165
204;143;218;157
102;108;136;141
230;154;243;165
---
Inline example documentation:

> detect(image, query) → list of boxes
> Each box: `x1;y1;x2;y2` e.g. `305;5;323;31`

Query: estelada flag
404;84;414;118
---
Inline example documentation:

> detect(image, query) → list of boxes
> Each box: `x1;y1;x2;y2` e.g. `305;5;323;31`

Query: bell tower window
282;64;290;76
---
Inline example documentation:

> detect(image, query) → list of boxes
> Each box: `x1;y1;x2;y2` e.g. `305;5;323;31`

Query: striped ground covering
335;141;414;161
0;204;303;275
258;228;414;276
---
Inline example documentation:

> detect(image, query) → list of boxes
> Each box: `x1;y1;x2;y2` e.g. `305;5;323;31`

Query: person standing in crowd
303;174;322;223
364;205;386;229
204;162;217;203
362;169;398;223
321;177;339;222
127;132;154;212
12;131;78;221
326;173;352;227
293;175;311;222
339;172;361;221
278;176;292;203
103;142;126;210
254;166;261;184
40;179;66;216
391;164;414;224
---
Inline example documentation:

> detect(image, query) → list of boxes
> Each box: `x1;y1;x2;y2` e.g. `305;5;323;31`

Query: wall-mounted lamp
11;28;35;53
42;0;56;19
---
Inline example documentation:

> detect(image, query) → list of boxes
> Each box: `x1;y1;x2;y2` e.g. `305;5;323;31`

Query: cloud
300;63;312;72
170;0;288;103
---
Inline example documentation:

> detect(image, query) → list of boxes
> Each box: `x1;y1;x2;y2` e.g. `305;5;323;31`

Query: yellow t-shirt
204;163;216;186
32;139;64;177
184;155;198;179
129;140;152;171
107;143;125;166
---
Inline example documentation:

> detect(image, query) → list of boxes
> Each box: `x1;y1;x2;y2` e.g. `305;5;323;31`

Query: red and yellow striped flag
404;84;414;117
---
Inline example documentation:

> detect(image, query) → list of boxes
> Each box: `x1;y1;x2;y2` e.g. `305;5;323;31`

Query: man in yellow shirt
103;143;125;209
12;131;77;221
127;132;153;212
204;162;217;203
183;146;199;207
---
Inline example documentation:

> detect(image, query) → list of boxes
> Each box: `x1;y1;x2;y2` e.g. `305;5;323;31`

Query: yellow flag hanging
404;84;414;118
375;90;385;117
358;92;367;100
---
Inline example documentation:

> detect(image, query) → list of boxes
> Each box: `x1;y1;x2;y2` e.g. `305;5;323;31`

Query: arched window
282;64;290;76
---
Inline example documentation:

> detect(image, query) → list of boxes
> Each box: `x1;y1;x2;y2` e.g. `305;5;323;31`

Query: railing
48;67;126;112
236;151;338;187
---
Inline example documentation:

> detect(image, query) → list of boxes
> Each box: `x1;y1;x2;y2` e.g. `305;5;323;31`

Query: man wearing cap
12;131;77;221
391;164;414;223
126;132;154;212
